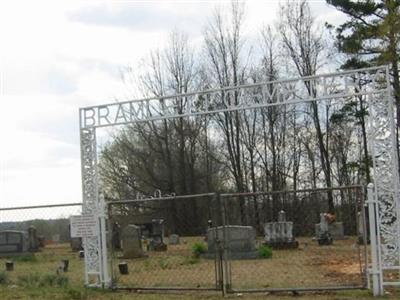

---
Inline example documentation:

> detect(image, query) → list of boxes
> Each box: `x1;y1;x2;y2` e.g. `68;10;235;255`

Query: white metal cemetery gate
79;65;400;295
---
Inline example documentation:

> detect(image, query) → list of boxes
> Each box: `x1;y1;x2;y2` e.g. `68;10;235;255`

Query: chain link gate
107;193;226;291
219;186;368;293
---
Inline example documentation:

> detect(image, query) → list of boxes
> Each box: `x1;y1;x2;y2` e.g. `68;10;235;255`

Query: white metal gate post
80;118;111;287
367;184;383;296
367;65;400;292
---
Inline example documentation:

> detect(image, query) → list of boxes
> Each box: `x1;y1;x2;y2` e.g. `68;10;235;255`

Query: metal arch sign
79;66;387;129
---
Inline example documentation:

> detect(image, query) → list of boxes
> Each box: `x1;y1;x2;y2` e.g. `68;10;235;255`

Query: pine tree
327;0;400;127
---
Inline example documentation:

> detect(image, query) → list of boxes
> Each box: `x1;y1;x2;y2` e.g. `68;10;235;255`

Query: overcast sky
0;0;345;215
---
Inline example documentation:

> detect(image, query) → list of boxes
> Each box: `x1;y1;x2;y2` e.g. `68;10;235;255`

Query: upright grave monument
121;225;145;258
264;210;298;249
0;231;29;257
206;225;258;259
148;219;167;251
316;213;333;245
28;225;39;252
315;213;344;240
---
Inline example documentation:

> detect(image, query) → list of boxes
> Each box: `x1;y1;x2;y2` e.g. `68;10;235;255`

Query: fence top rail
0;202;83;211
108;192;216;205
219;185;364;198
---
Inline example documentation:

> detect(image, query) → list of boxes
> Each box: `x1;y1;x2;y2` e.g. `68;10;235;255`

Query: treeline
100;0;400;225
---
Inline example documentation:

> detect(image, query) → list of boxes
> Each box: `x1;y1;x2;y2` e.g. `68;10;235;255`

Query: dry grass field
115;236;365;289
0;239;398;299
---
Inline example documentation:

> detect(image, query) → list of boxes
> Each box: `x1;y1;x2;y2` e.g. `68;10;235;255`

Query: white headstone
169;234;180;245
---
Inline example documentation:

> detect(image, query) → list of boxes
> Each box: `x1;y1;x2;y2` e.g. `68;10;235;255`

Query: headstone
0;230;29;257
206;225;258;259
5;261;14;271
278;210;286;222
122;225;145;258
70;237;83;251
118;262;128;275
148;219;167;251
169;234;180;245
28;226;39;252
52;234;60;243
320;213;329;232
316;213;333;245
315;212;344;240
357;212;363;237
357;211;369;244
112;222;121;250
264;210;298;249
37;236;46;248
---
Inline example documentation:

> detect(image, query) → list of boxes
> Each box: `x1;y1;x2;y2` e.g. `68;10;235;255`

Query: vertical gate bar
367;183;383;296
360;186;369;288
354;187;363;287
213;193;220;290
222;194;232;293
107;202;116;288
374;187;384;293
99;194;110;287
218;192;229;295
219;193;226;296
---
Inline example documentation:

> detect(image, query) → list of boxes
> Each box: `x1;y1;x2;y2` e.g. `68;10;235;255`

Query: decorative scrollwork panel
368;74;400;270
80;127;101;282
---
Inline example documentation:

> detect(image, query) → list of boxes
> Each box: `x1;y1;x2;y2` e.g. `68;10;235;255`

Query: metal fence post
366;183;383;296
99;194;111;288
213;193;223;293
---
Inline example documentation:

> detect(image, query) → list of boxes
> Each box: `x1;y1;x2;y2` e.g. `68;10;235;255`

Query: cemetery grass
116;237;366;289
0;241;399;299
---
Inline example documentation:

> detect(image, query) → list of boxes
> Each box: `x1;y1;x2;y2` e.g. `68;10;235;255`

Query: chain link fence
108;186;368;294
0;187;370;294
107;193;222;290
220;186;367;292
0;203;84;287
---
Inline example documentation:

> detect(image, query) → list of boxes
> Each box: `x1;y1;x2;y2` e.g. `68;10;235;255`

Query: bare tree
278;0;335;212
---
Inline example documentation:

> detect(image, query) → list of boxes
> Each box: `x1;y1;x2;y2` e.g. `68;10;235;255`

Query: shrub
0;271;8;285
258;245;273;259
192;242;207;258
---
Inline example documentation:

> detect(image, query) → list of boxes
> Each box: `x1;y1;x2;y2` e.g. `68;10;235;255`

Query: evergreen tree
327;0;400;128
